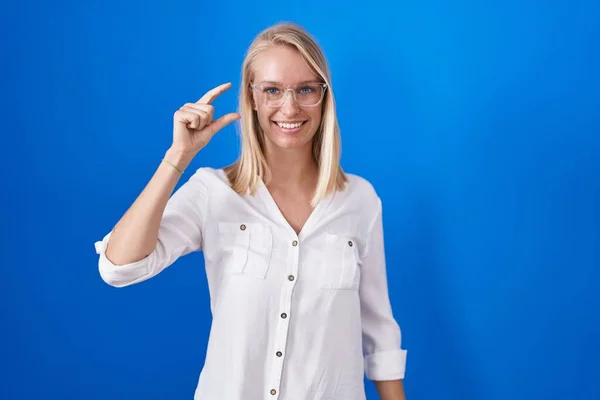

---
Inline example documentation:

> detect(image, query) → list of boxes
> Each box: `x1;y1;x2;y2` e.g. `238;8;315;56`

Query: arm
360;198;408;398
104;148;195;265
374;379;406;400
95;149;208;287
95;82;240;287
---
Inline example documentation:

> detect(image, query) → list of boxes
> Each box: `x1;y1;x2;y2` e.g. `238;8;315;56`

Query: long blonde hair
224;22;347;207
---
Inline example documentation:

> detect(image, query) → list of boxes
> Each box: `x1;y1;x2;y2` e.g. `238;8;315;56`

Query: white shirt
95;167;407;400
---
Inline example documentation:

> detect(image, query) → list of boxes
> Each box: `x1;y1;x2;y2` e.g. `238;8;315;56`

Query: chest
269;191;314;236
201;183;369;292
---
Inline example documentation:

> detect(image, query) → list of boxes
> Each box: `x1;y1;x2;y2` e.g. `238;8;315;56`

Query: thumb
208;113;241;136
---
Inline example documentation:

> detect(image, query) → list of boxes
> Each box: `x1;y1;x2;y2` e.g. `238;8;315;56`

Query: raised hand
172;82;241;155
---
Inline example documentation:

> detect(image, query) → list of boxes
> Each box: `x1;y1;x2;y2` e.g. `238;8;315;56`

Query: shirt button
288;275;295;281
292;240;298;246
281;312;287;319
348;240;353;247
270;389;277;395
240;224;246;231
276;351;283;357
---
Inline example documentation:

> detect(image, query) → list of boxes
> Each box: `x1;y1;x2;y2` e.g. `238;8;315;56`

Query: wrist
164;148;196;171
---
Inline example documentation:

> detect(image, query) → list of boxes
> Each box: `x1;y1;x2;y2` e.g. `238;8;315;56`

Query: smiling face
251;45;324;153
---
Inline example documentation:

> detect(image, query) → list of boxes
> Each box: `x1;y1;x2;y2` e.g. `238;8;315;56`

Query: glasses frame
250;81;328;108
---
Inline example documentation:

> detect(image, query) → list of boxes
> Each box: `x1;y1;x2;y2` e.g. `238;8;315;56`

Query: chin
267;119;314;149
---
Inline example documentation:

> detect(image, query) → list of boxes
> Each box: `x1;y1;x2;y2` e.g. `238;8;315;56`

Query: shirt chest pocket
320;233;361;290
218;222;273;280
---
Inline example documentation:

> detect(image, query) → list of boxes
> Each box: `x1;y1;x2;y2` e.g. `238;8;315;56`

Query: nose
280;90;300;116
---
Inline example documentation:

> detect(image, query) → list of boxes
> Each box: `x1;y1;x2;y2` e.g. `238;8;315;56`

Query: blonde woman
95;22;408;400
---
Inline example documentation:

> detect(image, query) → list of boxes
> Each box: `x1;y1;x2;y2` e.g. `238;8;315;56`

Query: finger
176;110;200;129
183;103;214;121
190;110;209;129
205;112;241;137
176;110;208;130
196;82;233;105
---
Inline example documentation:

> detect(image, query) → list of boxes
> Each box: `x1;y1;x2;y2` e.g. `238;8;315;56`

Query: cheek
256;106;275;128
257;106;270;120
308;107;323;126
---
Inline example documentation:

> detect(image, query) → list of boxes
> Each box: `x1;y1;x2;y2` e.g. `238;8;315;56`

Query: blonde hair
224;22;347;207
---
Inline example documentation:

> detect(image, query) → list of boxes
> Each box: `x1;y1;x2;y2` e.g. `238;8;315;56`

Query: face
251;45;324;153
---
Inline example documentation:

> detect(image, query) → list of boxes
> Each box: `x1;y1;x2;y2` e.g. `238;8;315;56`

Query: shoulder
331;171;384;229
188;166;225;179
185;166;229;187
341;172;382;209
171;167;231;202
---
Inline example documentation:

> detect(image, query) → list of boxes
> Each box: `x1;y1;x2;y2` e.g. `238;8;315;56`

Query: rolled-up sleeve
360;197;407;381
95;168;209;288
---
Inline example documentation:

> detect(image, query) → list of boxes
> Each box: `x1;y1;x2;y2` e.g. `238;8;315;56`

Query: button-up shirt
95;167;407;400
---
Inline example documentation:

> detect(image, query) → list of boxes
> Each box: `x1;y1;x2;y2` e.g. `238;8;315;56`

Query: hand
171;82;241;155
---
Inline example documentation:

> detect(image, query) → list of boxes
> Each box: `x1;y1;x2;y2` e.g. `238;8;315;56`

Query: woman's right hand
172;82;241;155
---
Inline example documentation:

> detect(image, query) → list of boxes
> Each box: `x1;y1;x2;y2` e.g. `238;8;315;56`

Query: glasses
251;81;327;108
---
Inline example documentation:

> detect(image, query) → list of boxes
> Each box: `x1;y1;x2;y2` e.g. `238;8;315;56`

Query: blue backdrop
2;0;599;399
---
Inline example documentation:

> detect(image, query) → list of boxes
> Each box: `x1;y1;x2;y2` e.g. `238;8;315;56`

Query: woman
95;22;408;400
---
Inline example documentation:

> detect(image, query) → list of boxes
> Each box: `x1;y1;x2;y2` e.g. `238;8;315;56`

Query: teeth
277;121;303;129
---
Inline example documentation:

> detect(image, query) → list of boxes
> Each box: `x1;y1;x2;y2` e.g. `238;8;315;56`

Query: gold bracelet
161;158;184;174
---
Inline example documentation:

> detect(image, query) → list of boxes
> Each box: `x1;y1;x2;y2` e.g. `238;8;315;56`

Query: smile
275;121;305;129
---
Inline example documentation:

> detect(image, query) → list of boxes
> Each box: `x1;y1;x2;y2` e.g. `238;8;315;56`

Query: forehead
252;45;319;85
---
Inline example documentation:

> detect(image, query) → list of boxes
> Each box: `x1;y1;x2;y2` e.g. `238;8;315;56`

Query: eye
263;86;281;94
297;86;315;94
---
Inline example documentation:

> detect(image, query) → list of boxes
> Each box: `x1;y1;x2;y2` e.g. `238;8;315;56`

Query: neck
264;145;318;192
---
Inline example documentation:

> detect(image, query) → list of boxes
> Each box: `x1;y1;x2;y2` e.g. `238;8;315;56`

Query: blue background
2;0;599;399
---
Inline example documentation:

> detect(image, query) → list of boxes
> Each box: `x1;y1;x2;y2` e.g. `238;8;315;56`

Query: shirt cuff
95;232;151;287
364;349;408;381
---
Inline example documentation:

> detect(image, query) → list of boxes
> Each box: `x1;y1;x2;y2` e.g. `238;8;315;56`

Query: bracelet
161;158;184;174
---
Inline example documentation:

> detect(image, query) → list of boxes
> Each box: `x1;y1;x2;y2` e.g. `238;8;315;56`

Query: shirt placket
268;236;300;399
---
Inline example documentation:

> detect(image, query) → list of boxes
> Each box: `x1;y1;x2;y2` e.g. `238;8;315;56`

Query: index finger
197;82;233;104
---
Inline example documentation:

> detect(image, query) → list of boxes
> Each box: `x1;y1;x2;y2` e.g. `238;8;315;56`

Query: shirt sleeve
95;168;209;288
360;197;408;381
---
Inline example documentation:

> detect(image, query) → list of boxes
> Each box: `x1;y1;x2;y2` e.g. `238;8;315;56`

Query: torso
191;167;401;400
